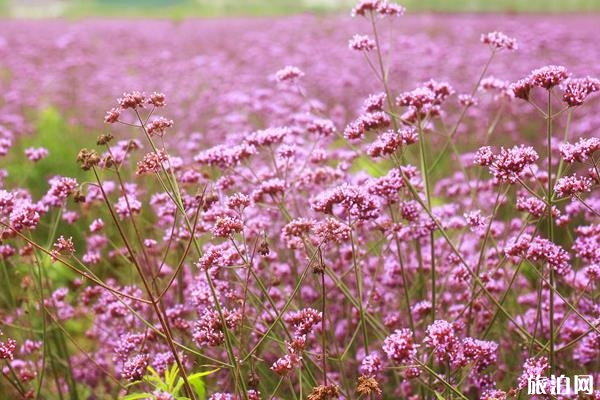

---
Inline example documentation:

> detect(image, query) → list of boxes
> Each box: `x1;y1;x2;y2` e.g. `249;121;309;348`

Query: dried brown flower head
307;384;340;400
356;375;382;397
96;133;114;145
76;148;100;170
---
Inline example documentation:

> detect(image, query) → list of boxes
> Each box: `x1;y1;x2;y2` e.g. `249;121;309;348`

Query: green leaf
166;364;180;387
125;381;143;389
121;393;152;400
144;366;164;388
188;368;221;379
186;369;220;400
147;366;162;381
188;377;205;400
434;391;447;400
172;377;184;395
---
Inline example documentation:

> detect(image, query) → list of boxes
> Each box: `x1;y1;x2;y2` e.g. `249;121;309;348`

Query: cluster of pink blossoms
348;34;377;51
510;65;600;107
311;184;380;220
475;145;539;184
0;331;17;361
480;31;518;51
505;234;571;275
104;91;167;123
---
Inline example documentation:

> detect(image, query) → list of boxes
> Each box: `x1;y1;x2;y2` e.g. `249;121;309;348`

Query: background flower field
0;1;599;399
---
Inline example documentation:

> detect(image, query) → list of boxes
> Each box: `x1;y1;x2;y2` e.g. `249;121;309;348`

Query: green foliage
123;364;220;400
3;0;599;18
5;106;86;197
2;107;90;285
352;154;387;177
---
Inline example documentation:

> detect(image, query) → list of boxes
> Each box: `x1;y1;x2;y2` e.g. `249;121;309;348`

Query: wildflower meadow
0;1;599;399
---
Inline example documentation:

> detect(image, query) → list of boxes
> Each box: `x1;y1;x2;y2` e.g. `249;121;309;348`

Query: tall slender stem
321;264;328;385
133;110;247;399
546;89;555;373
91;167;197;400
417;117;435;323
350;228;370;355
369;12;399;131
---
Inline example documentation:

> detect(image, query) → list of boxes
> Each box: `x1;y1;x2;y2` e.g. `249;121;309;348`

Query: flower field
0;2;599;399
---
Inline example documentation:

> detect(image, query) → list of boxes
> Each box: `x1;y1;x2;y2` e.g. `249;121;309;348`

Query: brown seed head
96;133;114;146
77;148;100;170
307;384;340;400
356;375;382;397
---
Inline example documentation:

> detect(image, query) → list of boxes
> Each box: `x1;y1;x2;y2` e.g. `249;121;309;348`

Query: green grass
2;0;599;19
59;0;333;19
4;107;90;279
4;107;87;197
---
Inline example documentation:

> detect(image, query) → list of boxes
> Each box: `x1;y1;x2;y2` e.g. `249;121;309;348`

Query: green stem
417;117;435;324
134;110;245;399
546;89;555;374
91;166;198;400
350;228;370;354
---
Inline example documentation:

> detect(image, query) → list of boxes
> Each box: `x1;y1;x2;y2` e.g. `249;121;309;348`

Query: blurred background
1;0;599;18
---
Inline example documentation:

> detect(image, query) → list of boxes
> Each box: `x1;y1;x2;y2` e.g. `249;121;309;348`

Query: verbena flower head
360;351;383;376
560;137;600;163
396;87;436;110
314;217;351;244
554;174;593;198
424;320;461;362
306;384;340;400
136;149;168;175
212;216;244;238
121;353;149;382
117;91;146;110
349;34;377;52
563;76;600;107
147;91;166;108
528;65;571;90
284;308;322;335
351;0;405;17
509;78;533;100
311;184;380;220
362;92;387;112
382;329;418;364
193;308;241;347
343;111;391;140
367;127;417;158
24;147;48;162
517;357;549;390
475;145;539;184
146;117;173;137
51;235;75;261
275;66;304;83
505;234;571;275
104;107;121;123
0;332;16;360
480;31;518;51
